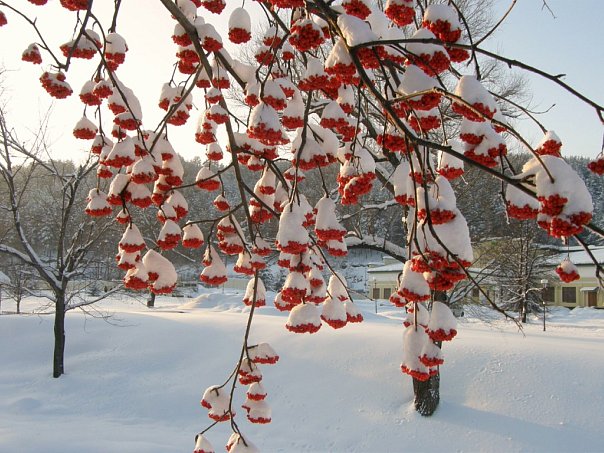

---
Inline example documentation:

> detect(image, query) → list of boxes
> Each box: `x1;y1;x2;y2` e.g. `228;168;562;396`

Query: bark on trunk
53;294;66;378
147;292;155;308
413;372;440;416
412;291;445;416
521;298;527;323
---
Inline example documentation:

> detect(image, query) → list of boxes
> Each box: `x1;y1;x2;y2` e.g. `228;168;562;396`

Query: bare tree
2;264;33;314
0;105;114;377
482;221;556;322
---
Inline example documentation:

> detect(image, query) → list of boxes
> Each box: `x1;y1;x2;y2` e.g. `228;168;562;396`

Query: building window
562;287;576;304
543;286;555;303
383;288;391;299
372;287;380;299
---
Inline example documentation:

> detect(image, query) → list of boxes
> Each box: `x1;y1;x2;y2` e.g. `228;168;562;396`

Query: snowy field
1;291;603;453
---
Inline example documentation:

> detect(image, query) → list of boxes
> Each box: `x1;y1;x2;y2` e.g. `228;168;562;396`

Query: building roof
564;246;604;266
541;245;604;267
366;246;604;275
367;263;404;273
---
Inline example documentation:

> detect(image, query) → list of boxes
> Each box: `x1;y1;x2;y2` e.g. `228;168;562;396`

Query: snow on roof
567;246;604;266
367;263;404;273
548;246;604;266
366;247;604;274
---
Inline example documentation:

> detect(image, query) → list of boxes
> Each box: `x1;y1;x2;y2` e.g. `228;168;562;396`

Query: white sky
0;0;602;163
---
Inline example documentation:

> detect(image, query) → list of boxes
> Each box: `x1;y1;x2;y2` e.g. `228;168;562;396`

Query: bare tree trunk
53;293;66;378
521;283;528;323
147;292;155;308
412;292;445;415
15;276;22;314
413;372;440;416
521;298;527;323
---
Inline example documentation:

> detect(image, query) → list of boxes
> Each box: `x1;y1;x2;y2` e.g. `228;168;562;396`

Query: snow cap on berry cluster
337;13;378;46
143;249;177;294
426;301;457;341
520;156;591;209
286;302;322;333
401;326;431;381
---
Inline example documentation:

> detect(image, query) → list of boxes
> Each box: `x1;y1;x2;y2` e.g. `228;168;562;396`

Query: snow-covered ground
1;291;603;453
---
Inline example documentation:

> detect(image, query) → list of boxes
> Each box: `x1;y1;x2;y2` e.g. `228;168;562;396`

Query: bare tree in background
483;221;556;323
0;105;114;377
2;265;33;314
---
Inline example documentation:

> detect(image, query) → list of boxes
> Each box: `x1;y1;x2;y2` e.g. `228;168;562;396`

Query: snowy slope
1;292;603;453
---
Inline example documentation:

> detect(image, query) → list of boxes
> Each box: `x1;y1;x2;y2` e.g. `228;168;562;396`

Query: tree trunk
521;298;527;323
147;292;155;308
412;292;446;416
53;294;66;378
413;372;440;416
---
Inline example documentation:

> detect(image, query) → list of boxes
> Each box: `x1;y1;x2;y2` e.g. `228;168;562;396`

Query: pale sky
1;0;602;163
488;0;604;160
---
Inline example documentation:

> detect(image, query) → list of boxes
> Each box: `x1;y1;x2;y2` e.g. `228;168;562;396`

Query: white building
366;246;604;309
